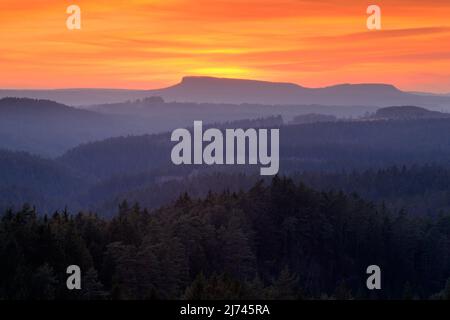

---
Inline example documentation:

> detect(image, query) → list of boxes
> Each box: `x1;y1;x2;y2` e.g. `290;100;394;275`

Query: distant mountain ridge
1;76;450;109
156;76;405;105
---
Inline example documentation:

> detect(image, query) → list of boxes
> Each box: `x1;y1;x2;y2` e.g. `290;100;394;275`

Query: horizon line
0;76;448;95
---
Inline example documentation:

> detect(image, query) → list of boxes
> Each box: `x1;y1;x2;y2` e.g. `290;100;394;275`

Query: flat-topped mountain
1;76;450;109
150;77;450;109
155;76;406;106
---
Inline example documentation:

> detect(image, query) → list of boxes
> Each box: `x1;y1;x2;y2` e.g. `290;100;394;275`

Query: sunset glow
1;0;449;92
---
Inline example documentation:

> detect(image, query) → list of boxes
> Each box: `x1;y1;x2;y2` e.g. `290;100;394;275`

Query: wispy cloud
0;0;449;92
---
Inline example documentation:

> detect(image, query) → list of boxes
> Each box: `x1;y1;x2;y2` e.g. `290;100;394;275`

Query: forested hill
0;97;87;115
4;143;450;217
369;106;450;120
1;177;449;300
80;165;450;217
58;117;450;180
0;150;86;212
3;116;450;214
0;98;152;156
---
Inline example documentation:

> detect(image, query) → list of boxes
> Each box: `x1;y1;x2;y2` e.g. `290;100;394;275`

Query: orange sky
0;0;449;92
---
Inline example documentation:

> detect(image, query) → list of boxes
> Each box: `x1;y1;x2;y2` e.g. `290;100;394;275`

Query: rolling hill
0;98;154;156
368;106;450;120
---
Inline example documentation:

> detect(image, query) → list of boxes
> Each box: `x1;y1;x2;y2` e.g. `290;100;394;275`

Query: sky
0;0;449;93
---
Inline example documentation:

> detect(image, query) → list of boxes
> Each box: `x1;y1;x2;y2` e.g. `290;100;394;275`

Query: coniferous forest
2;177;450;300
2;0;450;308
2;100;450;301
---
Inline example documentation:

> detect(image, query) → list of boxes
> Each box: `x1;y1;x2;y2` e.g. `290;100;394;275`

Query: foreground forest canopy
1;177;450;300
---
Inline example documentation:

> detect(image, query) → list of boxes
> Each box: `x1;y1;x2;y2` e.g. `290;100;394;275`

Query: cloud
0;0;449;92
